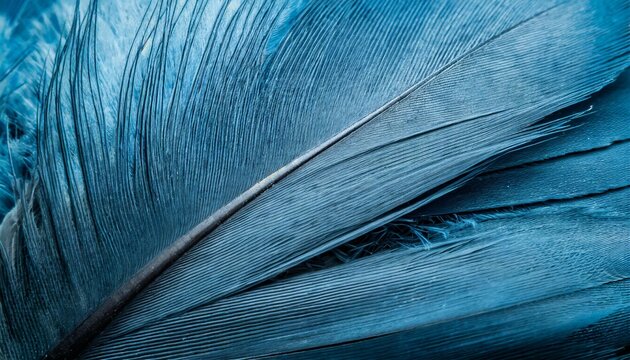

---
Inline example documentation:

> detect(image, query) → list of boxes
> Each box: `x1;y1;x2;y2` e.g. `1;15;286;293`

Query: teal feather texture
0;0;628;359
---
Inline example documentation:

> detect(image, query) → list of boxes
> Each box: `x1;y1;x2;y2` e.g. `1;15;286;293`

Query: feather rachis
0;0;628;358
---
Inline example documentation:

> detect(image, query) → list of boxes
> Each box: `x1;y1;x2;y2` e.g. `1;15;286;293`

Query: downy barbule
0;0;628;359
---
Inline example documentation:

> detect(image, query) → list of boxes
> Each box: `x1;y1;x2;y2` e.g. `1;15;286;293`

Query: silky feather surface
99;0;628;342
0;0;627;359
424;70;630;215
85;69;630;359
84;190;630;359
264;79;630;358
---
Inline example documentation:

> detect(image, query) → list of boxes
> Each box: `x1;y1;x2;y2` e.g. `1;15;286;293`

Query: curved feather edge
83;187;630;359
92;0;629;351
424;70;630;215
0;1;627;359
86;96;630;356
86;56;630;360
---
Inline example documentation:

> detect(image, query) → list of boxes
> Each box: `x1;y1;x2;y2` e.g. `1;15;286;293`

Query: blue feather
0;0;627;359
0;0;64;219
84;68;630;359
86;188;630;359
425;70;630;215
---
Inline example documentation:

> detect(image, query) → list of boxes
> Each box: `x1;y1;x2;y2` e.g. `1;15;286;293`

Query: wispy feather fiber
0;0;628;359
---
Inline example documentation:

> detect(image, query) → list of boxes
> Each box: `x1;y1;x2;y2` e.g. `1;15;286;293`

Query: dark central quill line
43;6;556;358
